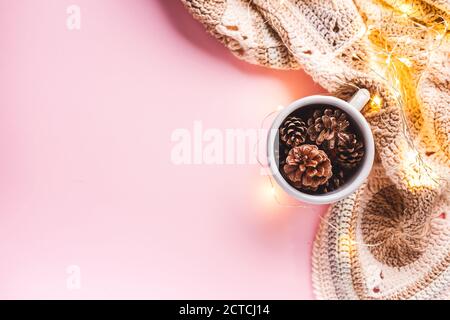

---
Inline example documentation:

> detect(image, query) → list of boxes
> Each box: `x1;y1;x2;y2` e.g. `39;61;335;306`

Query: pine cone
307;108;350;150
280;116;307;147
283;144;332;191
337;133;364;168
321;168;345;193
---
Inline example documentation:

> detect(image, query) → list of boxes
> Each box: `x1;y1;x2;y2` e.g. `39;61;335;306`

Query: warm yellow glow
276;105;284;111
398;57;412;67
262;182;277;199
338;234;352;253
385;55;391;65
398;3;414;15
257;181;278;210
368;95;383;112
270;186;276;196
403;149;439;189
405;150;418;163
372;95;382;106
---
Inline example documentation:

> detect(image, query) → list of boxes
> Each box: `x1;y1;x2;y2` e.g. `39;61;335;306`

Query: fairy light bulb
338;234;352;253
404;149;439;189
398;3;414;16
385;55;391;65
372;95;382;106
398;57;412;67
405;149;418;162
370;95;383;112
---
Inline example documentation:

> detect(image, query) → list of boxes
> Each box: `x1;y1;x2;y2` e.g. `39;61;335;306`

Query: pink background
0;0;327;299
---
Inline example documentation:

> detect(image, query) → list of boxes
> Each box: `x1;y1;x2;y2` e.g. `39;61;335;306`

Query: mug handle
348;89;371;111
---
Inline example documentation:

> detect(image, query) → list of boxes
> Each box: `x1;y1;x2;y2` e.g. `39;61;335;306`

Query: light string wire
250;0;449;248
371;0;448;189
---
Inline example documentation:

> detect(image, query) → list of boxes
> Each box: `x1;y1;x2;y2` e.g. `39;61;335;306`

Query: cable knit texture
182;0;450;299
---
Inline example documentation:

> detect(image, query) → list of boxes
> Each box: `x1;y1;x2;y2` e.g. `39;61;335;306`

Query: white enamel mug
267;89;375;204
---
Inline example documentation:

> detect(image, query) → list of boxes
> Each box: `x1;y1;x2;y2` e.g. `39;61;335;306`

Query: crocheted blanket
182;0;450;299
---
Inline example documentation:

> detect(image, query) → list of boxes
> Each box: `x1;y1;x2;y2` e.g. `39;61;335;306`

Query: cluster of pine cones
279;108;365;194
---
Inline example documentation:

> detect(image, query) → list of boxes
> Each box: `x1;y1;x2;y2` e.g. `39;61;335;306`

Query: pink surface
0;0;328;299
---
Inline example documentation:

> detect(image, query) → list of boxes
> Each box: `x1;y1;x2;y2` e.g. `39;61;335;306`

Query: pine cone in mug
336;133;364;168
320;168;345;193
279;116;307;147
283;144;332;191
307;108;350;150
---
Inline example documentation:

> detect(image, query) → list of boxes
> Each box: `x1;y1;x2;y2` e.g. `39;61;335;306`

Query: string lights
352;0;448;191
369;94;383;112
398;3;414;16
253;0;448;208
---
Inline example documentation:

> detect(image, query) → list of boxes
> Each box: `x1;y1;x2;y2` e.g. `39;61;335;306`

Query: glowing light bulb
403;149;439;189
258;182;278;208
338;234;352;253
398;3;414;16
405;150;418;162
372;95;382;107
276;105;284;111
385;55;391;64
398;57;412;67
270;187;276;196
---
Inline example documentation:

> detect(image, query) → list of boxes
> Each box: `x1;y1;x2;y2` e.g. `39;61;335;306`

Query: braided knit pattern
182;0;450;299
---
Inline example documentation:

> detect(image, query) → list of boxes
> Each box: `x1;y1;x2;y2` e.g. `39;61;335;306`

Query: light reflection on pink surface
0;0;328;299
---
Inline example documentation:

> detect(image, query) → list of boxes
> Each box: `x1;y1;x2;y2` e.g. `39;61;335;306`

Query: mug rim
267;95;375;204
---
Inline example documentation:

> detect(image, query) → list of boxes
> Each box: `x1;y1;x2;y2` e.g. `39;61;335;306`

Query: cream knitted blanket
182;0;450;299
